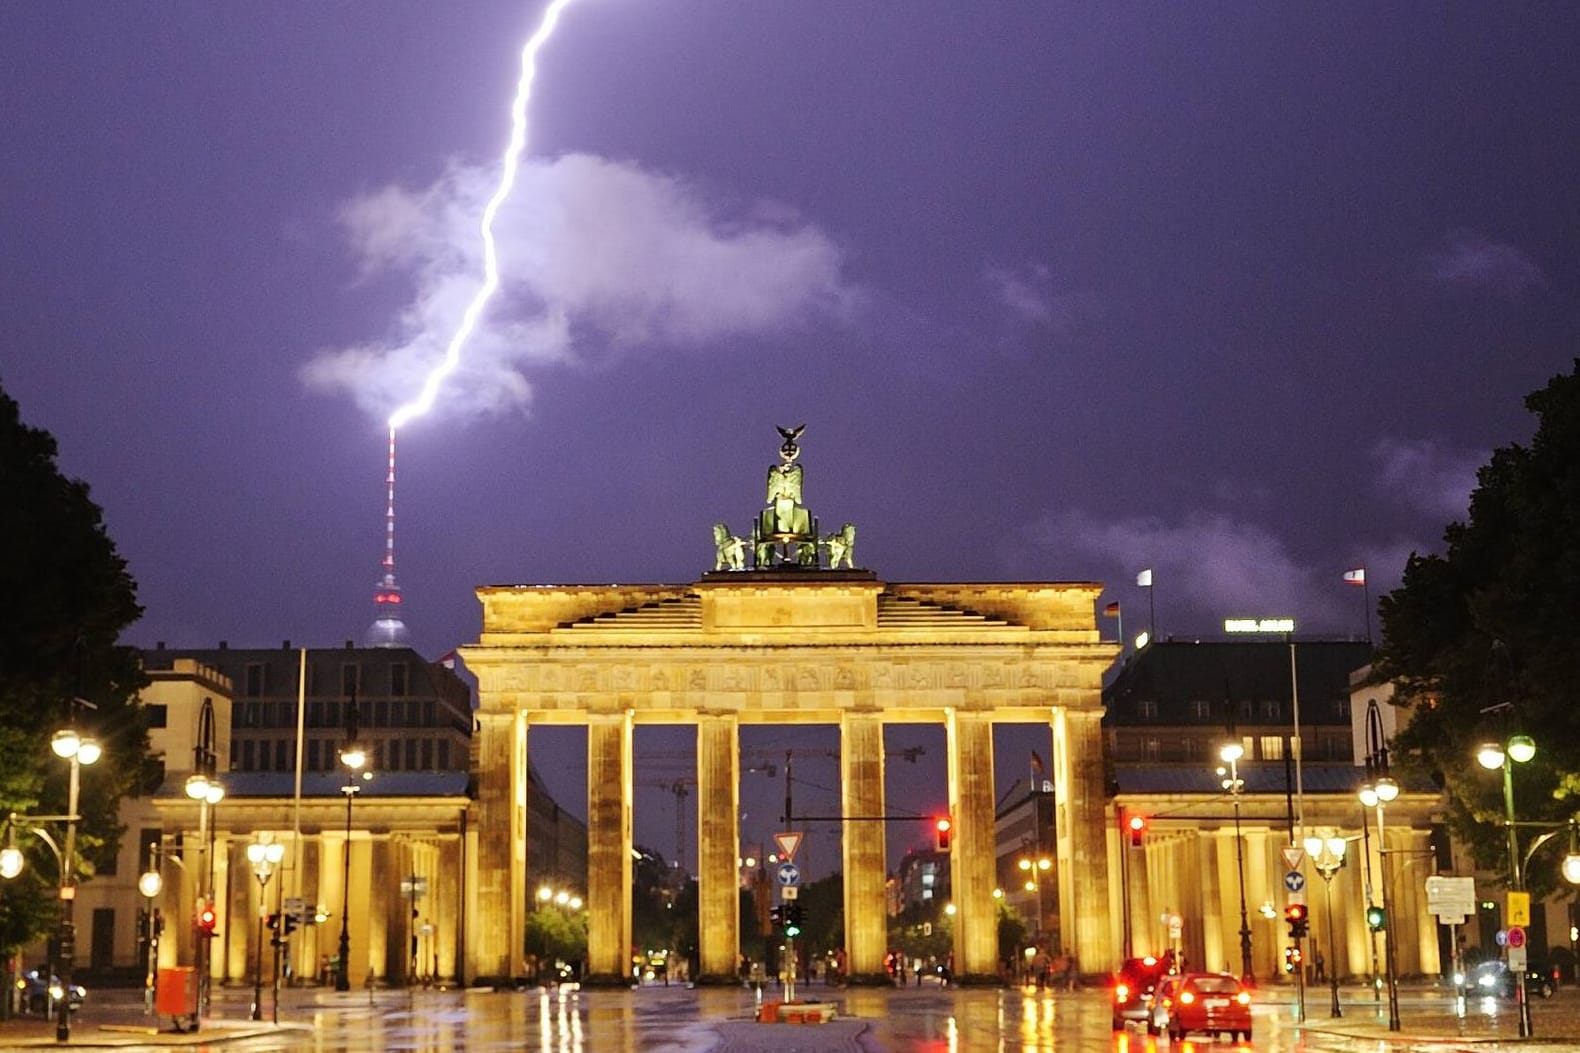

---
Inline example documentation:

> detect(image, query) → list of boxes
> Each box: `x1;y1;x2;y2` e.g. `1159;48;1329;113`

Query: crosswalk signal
935;817;952;852
1283;945;1302;973
785;903;803;937
1366;905;1387;932
1127;814;1148;847
769;905;785;932
197;900;218;937
1285;902;1309;939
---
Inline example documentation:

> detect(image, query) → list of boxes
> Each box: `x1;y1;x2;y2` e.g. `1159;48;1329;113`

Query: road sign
1495;929;1508;948
1508;925;1526;949
781;885;799;900
1281;847;1306;870
1509;945;1528;971
1286;887;1306;907
1167;914;1183;939
777;862;801;887
400;876;429;897
774;831;803;862
1507;891;1531;927
1425;876;1476;918
1283;870;1306;893
284;896;305;913
1437;915;1466;927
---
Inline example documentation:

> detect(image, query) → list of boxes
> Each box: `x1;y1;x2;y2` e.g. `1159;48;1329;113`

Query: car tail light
1236;991;1251;1005
1179;991;1195;1004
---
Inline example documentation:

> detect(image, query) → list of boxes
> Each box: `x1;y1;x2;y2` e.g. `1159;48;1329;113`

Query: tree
1374;360;1580;889
0;381;152;957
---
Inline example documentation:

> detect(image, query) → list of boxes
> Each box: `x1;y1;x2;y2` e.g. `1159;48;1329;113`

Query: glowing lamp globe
1507;735;1536;764
1477;743;1505;770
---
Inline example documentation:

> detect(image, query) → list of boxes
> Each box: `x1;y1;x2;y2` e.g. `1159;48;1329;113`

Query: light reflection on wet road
197;983;1568;1053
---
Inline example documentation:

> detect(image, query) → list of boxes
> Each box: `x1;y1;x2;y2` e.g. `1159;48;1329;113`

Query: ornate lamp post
336;697;366;993
183;698;223;1021
137;846;164;1015
1476;733;1536;1038
50;723;100;1043
1358;699;1400;1031
1302;833;1347;1017
246;839;284;1020
1217;741;1253;984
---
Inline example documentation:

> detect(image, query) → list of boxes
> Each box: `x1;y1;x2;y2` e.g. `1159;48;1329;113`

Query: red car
1111;955;1173;1030
1151;972;1252;1042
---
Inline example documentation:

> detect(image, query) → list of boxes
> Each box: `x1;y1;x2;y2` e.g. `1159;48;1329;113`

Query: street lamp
1476;733;1536;1038
246;839;284;1021
1358;699;1400;1031
137;845;164;1015
1217;740;1253;984
184;697;223;1022
1016;851;1053;943
1303;833;1347;1018
50;722;99;1043
336;696;366;993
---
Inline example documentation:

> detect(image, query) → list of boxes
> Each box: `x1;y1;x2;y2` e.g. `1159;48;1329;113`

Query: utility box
155;967;194;1017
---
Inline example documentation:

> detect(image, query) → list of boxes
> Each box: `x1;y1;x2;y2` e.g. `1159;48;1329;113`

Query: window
1260;700;1280;721
438;739;450;769
1259;735;1285;760
373;702;389;728
405;740;417;769
275;740;288;770
241;740;255;769
1143;738;1162;761
421;739;433;769
145;704;167;728
245;663;265;698
341;663;360;697
1334;698;1352;720
1238;700;1253;720
391;663;408;697
1190;700;1212;720
257;741;271;771
1184;738;1206;760
1137;700;1158;721
424;701;436;727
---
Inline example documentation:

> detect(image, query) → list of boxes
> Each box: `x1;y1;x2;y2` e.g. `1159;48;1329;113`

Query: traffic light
284;911;300;936
785;903;804;938
1283;945;1303;974
267;913;282;947
935;817;952;852
197;900;218;937
769;905;785;932
1127;814;1148;847
1285;902;1309;939
1366;904;1387;932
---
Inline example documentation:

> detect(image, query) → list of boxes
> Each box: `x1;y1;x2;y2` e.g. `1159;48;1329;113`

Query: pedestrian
1314;950;1326;983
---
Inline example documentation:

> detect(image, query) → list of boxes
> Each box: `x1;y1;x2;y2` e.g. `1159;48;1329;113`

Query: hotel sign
1223;618;1295;634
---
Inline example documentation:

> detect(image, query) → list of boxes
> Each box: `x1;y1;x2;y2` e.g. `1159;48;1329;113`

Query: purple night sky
6;3;1579;873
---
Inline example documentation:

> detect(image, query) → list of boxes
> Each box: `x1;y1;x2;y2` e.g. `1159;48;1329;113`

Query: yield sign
775;831;803;862
1281;846;1305;870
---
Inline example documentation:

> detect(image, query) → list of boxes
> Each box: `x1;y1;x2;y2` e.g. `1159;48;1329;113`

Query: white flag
1136;568;1153;588
1342;568;1366;586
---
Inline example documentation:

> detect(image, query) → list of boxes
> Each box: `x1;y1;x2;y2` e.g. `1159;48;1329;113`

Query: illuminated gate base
461;572;1117;985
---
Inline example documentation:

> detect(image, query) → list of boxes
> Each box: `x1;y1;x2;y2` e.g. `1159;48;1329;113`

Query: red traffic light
1284;902;1307;921
934;816;952;852
1126;814;1147;846
197;902;218;935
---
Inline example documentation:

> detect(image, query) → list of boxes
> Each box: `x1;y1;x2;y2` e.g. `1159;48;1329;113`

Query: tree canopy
1374;360;1580;888
0;380;151;955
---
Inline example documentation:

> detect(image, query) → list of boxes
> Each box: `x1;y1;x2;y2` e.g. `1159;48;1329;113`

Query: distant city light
1223;618;1295;634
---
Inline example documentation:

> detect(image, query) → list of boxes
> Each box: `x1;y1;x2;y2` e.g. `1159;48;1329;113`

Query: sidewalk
0;1009;300;1048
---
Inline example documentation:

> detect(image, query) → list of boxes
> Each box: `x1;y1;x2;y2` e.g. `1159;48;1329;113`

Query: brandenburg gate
461;429;1118;984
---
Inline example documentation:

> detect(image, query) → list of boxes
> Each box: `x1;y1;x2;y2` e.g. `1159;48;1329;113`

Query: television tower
366;426;410;647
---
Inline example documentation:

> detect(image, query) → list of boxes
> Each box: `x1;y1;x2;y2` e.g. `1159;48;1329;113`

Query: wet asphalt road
29;980;1580;1052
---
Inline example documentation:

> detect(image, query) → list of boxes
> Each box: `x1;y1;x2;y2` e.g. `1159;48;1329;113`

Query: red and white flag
1342;568;1366;586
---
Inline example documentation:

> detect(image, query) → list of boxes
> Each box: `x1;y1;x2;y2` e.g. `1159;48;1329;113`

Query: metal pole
1118;807;1134;958
1359;807;1381;1006
1505;760;1532;1038
1230;767;1253;984
250;880;265;1020
56;755;79;1043
1378;804;1400;1031
336;788;354;992
1322;869;1341;1017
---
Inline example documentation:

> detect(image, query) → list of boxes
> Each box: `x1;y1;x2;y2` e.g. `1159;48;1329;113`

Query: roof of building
1112;762;1434;795
161;770;470;799
1105;639;1373;718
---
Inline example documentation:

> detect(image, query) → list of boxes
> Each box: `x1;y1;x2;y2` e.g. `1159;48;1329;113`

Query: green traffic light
1366;905;1387;931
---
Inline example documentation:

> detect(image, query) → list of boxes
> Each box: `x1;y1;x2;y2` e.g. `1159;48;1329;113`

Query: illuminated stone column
947;709;998;981
696;715;740;983
1052;707;1115;973
468;711;525;982
841;712;888;982
585;712;634;985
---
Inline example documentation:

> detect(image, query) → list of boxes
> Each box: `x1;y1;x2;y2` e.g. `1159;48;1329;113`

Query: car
1469;960;1555;1000
1151;972;1252;1042
1112;954;1174;1030
15;970;86;1016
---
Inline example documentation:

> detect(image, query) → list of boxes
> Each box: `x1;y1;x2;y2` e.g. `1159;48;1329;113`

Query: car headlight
48;983;63;1000
1478;974;1496;988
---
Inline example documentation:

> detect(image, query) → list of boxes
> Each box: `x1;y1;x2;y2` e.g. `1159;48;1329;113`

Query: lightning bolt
387;0;578;432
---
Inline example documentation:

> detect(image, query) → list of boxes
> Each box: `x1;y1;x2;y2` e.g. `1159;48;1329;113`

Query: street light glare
51;728;80;759
1375;777;1400;803
0;847;22;879
1219;742;1245;763
1358;782;1378;808
75;739;101;765
1563;854;1580;886
1476;743;1506;770
137;870;162;898
1507;735;1536;764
